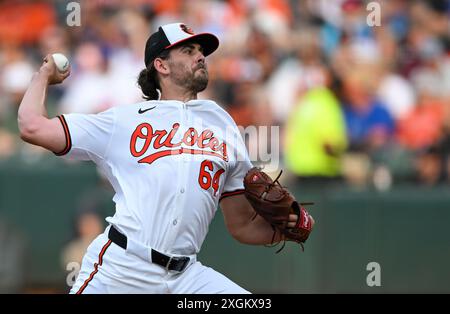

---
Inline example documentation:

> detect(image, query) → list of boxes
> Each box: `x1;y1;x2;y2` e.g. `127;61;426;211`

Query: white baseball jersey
57;99;253;256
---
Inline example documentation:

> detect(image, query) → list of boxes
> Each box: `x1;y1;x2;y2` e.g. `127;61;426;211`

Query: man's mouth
196;64;206;71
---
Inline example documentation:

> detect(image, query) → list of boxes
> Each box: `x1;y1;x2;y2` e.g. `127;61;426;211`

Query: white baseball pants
70;231;250;294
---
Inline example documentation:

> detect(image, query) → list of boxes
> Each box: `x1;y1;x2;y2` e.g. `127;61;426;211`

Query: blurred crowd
1;0;450;188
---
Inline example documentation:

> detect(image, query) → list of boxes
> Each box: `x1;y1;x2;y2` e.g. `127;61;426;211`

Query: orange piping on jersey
219;189;245;201
76;240;112;294
55;115;72;156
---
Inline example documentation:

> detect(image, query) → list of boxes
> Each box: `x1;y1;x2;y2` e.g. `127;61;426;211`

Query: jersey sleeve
220;125;253;201
55;107;116;161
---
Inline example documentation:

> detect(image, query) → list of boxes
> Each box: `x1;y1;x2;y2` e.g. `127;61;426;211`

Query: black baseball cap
144;23;219;67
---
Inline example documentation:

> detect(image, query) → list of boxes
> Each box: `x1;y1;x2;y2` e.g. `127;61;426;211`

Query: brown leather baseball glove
243;167;314;252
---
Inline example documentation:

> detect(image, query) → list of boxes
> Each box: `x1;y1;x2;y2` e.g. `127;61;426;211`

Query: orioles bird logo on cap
180;24;195;35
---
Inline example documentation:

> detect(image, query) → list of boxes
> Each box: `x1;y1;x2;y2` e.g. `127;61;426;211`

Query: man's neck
160;87;198;103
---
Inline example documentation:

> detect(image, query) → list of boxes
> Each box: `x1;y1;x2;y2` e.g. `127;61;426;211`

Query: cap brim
165;33;219;57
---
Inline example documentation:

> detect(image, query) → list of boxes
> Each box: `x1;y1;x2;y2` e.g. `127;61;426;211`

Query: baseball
52;53;70;72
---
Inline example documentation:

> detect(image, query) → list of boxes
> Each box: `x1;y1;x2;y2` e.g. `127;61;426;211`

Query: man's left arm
220;194;299;245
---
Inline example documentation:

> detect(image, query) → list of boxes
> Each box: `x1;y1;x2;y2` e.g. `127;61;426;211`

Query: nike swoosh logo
138;106;156;114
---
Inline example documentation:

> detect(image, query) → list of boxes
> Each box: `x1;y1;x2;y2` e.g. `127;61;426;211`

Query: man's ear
154;58;170;75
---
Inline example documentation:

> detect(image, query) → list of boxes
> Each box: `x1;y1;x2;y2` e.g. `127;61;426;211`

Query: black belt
108;226;190;272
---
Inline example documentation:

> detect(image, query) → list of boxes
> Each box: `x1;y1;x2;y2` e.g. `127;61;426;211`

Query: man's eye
184;49;192;54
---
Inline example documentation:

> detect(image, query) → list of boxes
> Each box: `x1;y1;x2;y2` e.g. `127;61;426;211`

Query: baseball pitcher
18;23;314;294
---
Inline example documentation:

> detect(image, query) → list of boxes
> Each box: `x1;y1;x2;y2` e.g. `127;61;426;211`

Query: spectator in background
0;44;34;159
106;9;149;107
245;26;278;83
376;72;416;121
415;145;444;186
266;27;330;125
0;44;35;108
396;71;446;151
209;23;278;128
60;179;114;272
58;42;112;114
341;66;395;154
61;210;103;269
399;53;450;185
227;82;254;127
398;0;449;78
284;87;347;181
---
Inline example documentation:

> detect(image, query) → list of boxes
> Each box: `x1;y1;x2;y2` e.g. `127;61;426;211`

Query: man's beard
169;61;209;93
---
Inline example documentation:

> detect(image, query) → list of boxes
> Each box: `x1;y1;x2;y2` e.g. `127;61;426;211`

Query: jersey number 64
198;160;225;197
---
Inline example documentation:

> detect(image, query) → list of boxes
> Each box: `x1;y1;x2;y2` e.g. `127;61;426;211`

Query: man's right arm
18;54;70;154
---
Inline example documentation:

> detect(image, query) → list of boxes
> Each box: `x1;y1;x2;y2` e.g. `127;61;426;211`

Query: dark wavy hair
137;50;171;100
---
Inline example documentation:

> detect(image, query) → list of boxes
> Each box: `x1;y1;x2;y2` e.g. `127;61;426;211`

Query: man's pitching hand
39;54;71;85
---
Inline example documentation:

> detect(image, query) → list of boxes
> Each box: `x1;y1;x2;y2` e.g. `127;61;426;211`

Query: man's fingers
61;66;71;78
287;214;298;228
44;54;53;64
287;214;315;229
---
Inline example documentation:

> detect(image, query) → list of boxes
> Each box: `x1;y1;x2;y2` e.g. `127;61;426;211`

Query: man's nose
196;51;205;64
